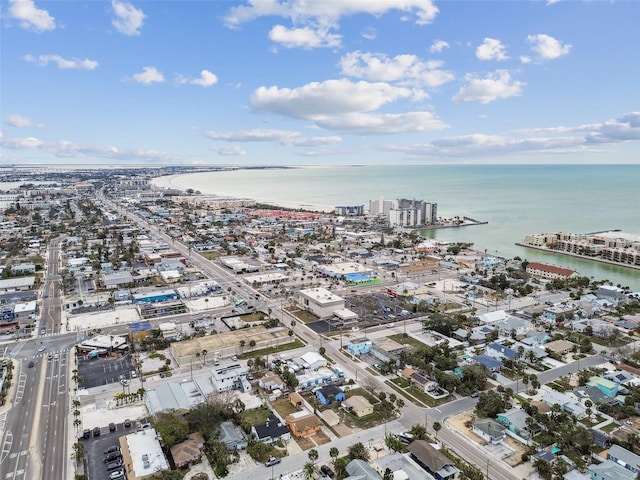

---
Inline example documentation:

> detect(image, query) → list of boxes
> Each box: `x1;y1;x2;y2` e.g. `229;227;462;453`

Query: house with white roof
476;310;510;324
211;363;250;393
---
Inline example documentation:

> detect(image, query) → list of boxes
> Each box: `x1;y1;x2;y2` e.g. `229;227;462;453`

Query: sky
1;0;639;166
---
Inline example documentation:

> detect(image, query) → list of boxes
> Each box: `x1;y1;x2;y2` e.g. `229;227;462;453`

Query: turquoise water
156;165;640;288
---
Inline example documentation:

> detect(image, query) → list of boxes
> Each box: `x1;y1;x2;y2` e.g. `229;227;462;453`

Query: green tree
329;446;339;464
308;448;319;463
347;442;369;461
409;423;427;440
432;421;441;440
152;412;188;447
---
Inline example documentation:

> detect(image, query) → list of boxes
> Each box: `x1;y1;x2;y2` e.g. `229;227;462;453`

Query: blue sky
2;0;639;165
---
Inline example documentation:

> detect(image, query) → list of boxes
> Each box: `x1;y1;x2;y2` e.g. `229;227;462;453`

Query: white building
121;428;170;479
297;288;345;320
211;363;250;393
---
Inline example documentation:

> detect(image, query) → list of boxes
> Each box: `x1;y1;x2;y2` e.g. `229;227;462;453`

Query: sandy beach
151;171;335;213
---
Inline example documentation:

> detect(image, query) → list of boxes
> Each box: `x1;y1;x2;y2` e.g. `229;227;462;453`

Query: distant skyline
2;0;639;166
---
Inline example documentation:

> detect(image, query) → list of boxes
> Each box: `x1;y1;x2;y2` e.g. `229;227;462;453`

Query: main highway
0;236;70;480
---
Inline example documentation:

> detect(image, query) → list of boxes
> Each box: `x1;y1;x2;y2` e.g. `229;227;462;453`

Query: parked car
28;361;34;368
470;391;480;398
104;445;120;454
109;422;116;432
123;419;132;428
109;470;125;480
92;427;101;437
103;452;122;463
265;457;281;467
82;429;91;439
320;465;335;478
106;459;123;471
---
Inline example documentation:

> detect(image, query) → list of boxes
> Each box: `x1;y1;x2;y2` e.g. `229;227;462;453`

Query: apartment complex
369;197;438;228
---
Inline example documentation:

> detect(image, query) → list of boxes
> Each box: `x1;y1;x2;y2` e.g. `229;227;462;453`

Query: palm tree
202;349;208;364
329;447;339;465
195;352;201;364
240;340;246;353
303;461;315;478
432;421;441;440
308;448;319;463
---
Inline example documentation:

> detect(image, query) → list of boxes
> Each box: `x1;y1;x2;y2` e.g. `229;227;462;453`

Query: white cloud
527;33;571;60
520;56;531;64
111;0;146;36
205;128;342;146
224;0;438;28
215;146;247;156
476;37;509;61
361;27;376;40
191;70;218;87
269;25;342;49
315;111;448;135
251;79;412;119
131;67;164;84
452;70;524;104
6;114;42;127
9;0;55;32
24;54;98;70
339;51;454;88
585;112;640;143
1;134;177;162
430;39;449;53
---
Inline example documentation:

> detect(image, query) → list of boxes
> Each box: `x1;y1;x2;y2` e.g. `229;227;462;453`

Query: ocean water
154;165;640;289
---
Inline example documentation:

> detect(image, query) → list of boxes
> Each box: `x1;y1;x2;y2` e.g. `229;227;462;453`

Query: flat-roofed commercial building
297;287;344;320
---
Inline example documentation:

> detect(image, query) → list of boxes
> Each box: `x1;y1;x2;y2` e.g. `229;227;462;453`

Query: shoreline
515;243;640;272
151;173;336;213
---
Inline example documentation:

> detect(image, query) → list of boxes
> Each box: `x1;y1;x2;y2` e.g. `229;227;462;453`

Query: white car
386;323;395;328
38;346;46;352
351;326;360;332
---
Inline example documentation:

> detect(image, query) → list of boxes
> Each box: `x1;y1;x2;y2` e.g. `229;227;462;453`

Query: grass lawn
346;388;379;405
390;377;410;388
338;407;386;430
601;422;619;433
239;338;306;359
238;312;268;322
388;334;426;350
385;381;427;408
271;398;299;418
406;386;449;407
239;406;272;425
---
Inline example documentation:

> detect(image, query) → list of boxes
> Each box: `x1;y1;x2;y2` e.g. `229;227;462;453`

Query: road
0;236;70;480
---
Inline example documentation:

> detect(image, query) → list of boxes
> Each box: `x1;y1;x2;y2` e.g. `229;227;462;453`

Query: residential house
476;310;510;324
315;384;345;406
285;411;321;438
471;355;502;373
252;413;291;445
589;460;637;480
342;395;374;418
541;388;587;419
289;392;304;408
588;377;620;398
346;339;373;356
218;421;248;452
486;343;519;361
472;419;507;445
259;372;286;391
345;459;382;480
494;317;528;337
170;432;204;468
541;305;575;324
604;370;640;388
407;440;460;480
544;340;575;355
606;445;640;476
497;408;536;438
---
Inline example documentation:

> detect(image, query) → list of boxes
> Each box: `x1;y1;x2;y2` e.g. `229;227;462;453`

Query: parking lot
81;420;132;480
77;354;135;389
